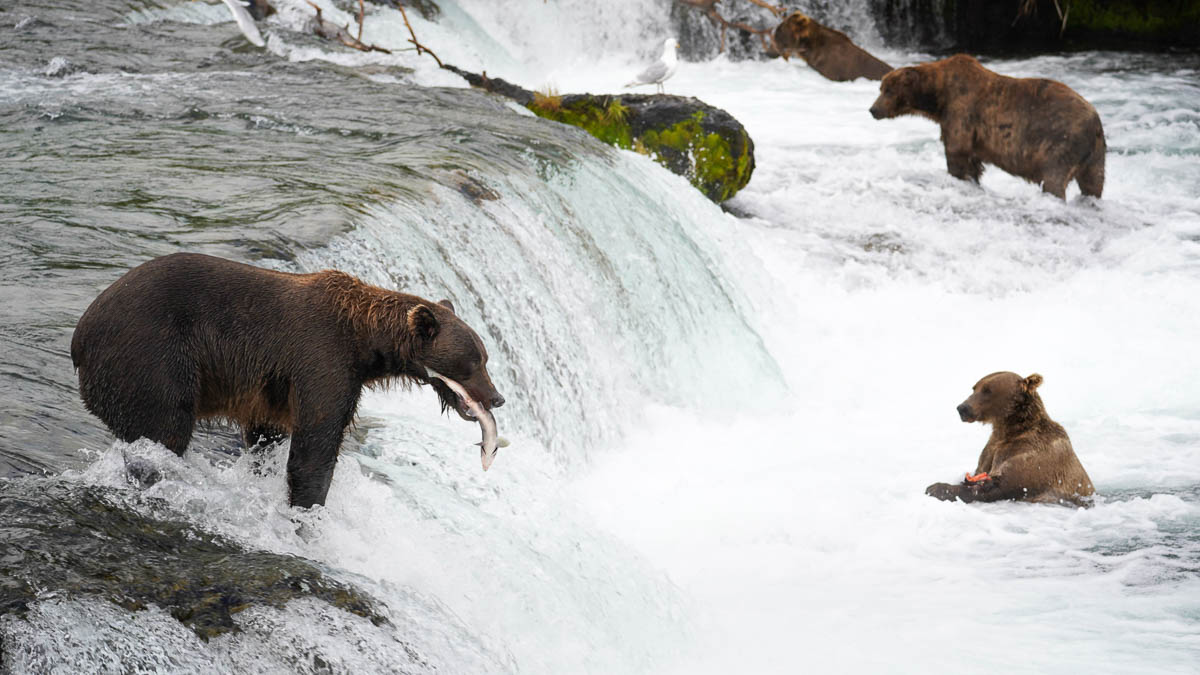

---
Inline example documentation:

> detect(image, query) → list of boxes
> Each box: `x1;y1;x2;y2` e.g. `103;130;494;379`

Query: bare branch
304;0;322;22
304;0;391;54
674;0;779;54
396;1;443;67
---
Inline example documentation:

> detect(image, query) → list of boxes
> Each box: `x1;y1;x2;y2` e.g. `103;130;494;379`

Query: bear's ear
407;304;439;341
438;299;455;315
1024;373;1044;392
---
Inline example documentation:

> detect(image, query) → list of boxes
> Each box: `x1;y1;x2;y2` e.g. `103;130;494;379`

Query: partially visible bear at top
870;54;1106;199
927;372;1094;506
773;11;892;82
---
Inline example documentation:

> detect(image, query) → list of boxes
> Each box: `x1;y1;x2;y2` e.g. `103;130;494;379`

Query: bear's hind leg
109;397;195;455
134;390;196;456
88;365;196;456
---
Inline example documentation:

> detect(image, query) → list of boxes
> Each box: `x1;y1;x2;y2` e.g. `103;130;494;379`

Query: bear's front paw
925;482;958;501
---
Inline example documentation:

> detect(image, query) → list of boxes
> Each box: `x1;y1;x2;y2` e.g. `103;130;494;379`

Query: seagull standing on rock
625;38;680;94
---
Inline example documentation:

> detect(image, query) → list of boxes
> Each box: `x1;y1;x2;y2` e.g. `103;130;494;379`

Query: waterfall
867;0;954;50
295;129;784;465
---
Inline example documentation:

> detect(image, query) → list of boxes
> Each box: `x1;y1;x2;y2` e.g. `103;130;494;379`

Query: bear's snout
869;104;885;119
957;403;974;422
489;393;505;409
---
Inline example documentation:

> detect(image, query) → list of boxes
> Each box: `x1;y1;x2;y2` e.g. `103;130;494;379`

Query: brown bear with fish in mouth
773;11;892;82
926;372;1094;506
869;54;1105;199
71;252;505;508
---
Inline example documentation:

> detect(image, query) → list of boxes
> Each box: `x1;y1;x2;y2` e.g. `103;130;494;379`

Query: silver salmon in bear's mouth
426;369;506;470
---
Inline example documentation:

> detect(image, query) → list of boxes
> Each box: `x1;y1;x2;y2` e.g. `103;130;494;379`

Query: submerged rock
0;480;387;640
443;66;755;203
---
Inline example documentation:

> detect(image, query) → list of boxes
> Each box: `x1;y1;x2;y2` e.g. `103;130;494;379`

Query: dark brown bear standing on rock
71;252;505;508
869;54;1106;199
926;372;1094;506
773;11;892;82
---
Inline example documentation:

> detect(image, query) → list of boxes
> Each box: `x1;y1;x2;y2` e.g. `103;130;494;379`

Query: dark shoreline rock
0;480;388;640
443;65;755;203
869;0;1200;53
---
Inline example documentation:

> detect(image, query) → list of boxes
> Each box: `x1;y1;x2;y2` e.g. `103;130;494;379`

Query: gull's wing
634;60;669;84
221;0;265;47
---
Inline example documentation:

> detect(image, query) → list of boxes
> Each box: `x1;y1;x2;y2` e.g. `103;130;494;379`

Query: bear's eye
982;386;992;395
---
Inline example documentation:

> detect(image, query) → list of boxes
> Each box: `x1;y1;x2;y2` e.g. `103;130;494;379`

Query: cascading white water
787;0;883;46
294;152;783;462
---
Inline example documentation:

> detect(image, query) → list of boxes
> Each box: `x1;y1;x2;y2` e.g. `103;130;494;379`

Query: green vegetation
1065;0;1200;39
640;111;753;203
529;99;754;202
530;95;635;150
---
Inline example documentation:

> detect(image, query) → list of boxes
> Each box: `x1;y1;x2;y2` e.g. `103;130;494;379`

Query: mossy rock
530;94;755;203
0;480;389;640
442;65;756;203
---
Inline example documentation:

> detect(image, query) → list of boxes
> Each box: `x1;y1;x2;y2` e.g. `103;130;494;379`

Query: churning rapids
2;0;1199;672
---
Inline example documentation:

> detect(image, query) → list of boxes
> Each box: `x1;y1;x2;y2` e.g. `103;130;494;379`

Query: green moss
528;96;633;149
529;101;752;202
640;111;752;202
601;99;628;126
1065;0;1200;38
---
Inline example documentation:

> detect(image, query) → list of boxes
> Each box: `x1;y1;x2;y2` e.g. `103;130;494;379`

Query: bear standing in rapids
926;372;1094;506
869;54;1106;199
772;11;892;82
71;252;506;508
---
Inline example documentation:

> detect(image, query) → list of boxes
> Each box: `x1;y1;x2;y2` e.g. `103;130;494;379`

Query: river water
1;0;1198;673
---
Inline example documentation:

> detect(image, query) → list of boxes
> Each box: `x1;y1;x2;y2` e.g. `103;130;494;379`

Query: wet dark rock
670;2;779;61
869;0;1200;52
443;65;755;203
442;66;534;105
371;0;439;21
0;480;388;640
448;171;501;203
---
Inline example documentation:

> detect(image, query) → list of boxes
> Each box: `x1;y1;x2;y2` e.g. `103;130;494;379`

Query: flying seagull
221;0;265;47
625;38;680;94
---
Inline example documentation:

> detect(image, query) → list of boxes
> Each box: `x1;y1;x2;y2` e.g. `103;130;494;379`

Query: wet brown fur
773;12;892;82
926;372;1094;506
869;54;1106;198
71;252;503;508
